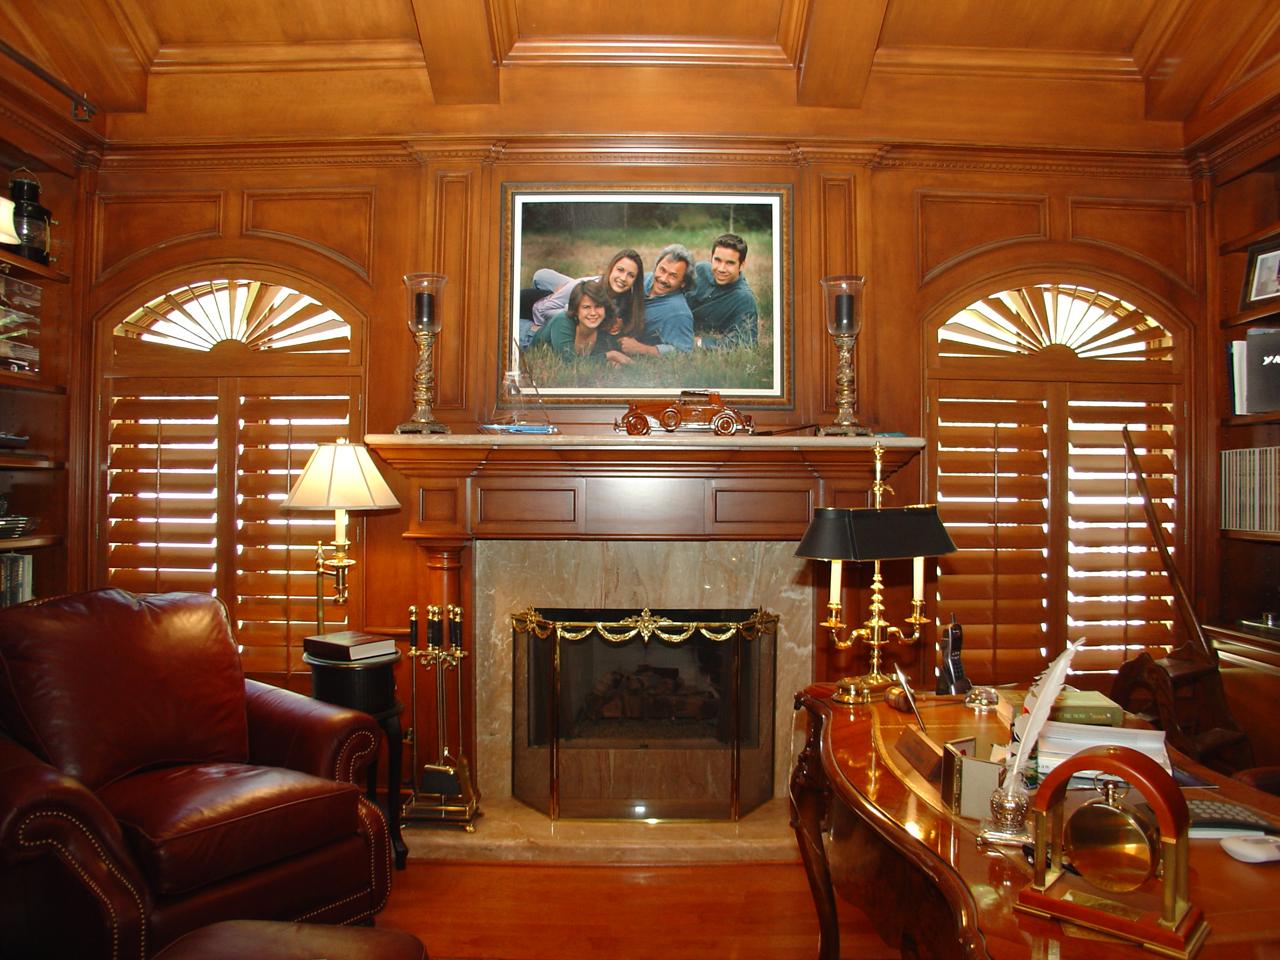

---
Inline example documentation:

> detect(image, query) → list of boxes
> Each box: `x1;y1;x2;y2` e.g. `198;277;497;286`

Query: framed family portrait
1242;234;1280;309
500;184;791;404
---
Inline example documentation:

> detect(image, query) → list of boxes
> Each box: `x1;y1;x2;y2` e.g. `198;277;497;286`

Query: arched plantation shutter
102;278;361;680
929;284;1182;686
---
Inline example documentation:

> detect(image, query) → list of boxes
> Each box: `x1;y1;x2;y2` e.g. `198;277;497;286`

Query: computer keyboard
1186;797;1278;837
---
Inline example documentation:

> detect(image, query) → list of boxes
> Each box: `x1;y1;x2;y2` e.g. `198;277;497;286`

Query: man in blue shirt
618;243;695;357
685;233;759;349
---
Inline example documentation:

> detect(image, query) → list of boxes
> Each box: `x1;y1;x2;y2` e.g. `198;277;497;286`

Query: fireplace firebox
512;607;777;820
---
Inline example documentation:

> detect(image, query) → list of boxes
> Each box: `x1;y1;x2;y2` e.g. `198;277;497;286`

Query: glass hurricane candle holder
817;275;871;436
395;273;450;434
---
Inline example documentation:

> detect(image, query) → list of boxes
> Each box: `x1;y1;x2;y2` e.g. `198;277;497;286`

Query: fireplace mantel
363;433;925;812
365;433;925;541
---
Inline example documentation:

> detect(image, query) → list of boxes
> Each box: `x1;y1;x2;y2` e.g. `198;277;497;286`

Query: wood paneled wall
82;137;1205;639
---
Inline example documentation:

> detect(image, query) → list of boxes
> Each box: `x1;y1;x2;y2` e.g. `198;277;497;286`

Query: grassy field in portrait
512;196;781;395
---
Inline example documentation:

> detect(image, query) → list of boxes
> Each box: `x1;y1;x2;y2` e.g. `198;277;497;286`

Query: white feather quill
1006;638;1086;783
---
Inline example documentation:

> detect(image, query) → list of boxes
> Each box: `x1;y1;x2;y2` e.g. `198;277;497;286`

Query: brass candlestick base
395;329;450;434
818;332;872;436
830;593;927;703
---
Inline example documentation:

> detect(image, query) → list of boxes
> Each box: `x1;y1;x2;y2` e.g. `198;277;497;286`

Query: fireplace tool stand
403;603;479;830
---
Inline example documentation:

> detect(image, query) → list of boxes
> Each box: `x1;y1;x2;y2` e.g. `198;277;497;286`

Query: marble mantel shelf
364;433;926;542
365;432;924;478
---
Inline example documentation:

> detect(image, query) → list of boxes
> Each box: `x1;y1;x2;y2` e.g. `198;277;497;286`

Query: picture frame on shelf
1241;234;1280;309
499;184;791;406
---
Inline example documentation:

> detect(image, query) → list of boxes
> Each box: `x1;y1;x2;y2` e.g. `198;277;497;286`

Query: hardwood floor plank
377;860;895;960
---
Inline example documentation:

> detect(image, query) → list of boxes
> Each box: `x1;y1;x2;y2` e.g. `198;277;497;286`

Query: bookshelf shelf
1223;412;1280;427
0;452;60;469
1220;221;1280;256
0;247;69;284
0;534;61;550
1222;529;1280;543
1223;301;1280;329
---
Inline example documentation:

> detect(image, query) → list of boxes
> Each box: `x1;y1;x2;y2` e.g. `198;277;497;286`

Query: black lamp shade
796;505;955;561
795;507;856;560
846;505;955;560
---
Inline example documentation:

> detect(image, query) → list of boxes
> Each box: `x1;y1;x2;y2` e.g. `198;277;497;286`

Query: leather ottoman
153;920;427;959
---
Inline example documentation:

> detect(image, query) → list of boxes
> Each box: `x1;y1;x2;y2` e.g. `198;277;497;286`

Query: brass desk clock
1015;745;1208;958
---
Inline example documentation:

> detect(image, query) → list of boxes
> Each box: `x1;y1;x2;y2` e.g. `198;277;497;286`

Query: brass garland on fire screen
510;607;778;645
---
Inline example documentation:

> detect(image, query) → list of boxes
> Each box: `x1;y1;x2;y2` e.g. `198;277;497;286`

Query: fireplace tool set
403;603;479;830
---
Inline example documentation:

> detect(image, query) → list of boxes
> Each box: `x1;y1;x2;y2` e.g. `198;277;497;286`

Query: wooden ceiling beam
795;0;889;108
1135;0;1274;121
1;0;152;113
407;0;499;105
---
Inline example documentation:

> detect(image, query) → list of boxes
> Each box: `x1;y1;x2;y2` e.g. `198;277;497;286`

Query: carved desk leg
790;693;839;960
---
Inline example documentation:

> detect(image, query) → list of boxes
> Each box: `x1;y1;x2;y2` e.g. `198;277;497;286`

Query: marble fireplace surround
366;433;925;813
475;539;806;804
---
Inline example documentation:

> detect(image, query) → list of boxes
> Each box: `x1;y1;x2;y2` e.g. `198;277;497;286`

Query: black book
1234;328;1280;414
303;630;396;661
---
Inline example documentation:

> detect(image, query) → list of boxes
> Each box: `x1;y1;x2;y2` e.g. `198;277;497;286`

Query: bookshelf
1210;154;1280;636
0;166;72;605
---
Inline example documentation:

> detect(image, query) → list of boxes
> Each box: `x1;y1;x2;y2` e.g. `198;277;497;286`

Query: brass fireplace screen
511;606;778;821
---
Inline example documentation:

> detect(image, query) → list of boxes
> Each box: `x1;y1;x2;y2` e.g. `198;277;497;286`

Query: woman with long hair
526;249;645;344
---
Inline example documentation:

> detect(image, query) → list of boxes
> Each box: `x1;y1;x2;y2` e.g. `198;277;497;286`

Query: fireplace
364;433;924;826
512;607;776;820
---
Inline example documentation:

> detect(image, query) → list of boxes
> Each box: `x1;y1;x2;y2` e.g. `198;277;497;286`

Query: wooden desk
790;684;1280;960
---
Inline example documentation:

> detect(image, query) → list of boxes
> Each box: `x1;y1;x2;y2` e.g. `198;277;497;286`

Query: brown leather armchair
0;589;393;959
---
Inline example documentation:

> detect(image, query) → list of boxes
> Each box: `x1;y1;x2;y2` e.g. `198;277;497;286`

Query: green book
1050;689;1124;726
999;687;1125;728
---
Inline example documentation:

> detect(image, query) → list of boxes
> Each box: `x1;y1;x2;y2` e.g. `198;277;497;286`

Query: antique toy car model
614;390;754;436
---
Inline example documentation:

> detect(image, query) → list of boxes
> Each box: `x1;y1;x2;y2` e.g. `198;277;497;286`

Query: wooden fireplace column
365;434;924;795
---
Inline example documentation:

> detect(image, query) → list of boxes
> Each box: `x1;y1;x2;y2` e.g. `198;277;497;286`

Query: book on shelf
997;687;1125;728
302;630;396;661
1228;327;1280;415
1220;445;1279;533
0;552;33;606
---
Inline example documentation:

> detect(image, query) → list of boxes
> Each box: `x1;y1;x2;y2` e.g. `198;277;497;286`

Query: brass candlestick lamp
395;272;450;434
796;443;956;704
817;274;872;436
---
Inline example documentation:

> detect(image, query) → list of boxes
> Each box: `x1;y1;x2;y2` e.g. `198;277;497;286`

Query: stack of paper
1033;720;1169;775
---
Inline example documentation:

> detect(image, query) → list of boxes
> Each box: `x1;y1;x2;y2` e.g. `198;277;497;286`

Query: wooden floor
377;859;894;960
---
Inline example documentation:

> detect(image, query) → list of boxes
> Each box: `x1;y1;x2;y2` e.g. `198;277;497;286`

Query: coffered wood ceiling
2;0;1278;150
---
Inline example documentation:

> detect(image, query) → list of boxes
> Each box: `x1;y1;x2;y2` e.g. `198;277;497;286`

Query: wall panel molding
878;144;1190;180
93;191;224;282
432;170;475;412
243;187;376;281
99;142;418;169
1067;197;1197;290
918;192;1049;285
817;173;859;419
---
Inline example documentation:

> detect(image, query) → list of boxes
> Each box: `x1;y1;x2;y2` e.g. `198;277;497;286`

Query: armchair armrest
243;679;381;783
0;735;149;959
